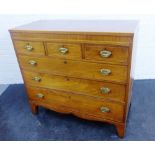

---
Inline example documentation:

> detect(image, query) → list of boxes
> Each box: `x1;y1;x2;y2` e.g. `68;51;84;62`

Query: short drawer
14;40;45;56
46;42;82;59
18;55;128;83
27;86;124;122
23;71;126;102
84;44;129;64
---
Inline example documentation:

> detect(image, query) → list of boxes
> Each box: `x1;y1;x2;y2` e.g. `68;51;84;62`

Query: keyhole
64;60;67;64
66;77;70;81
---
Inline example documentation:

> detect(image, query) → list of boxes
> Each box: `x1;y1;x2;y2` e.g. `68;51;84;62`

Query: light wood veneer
10;20;138;138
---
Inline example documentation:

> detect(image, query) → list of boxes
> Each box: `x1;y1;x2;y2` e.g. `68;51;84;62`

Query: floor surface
0;80;155;140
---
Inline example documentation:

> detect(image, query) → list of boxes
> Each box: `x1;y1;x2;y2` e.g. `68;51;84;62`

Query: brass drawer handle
28;60;37;66
100;69;111;75
59;47;68;54
100;87;111;94
100;50;112;58
36;93;44;99
25;44;33;51
32;77;41;82
100;106;110;113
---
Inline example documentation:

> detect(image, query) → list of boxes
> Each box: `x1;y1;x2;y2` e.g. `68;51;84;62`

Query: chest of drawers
9;20;138;137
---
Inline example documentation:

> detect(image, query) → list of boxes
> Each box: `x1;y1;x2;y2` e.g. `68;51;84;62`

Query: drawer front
46;42;82;59
23;71;126;102
27;86;124;122
85;44;129;64
19;55;127;83
14;41;45;56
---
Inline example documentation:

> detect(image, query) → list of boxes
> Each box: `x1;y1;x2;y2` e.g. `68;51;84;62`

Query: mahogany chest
9;20;138;137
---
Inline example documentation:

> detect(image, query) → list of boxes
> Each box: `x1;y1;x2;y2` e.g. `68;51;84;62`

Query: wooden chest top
10;20;138;35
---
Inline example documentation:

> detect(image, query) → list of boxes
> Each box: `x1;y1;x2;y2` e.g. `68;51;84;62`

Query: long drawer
23;71;126;102
27;86;124;122
18;55;127;83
